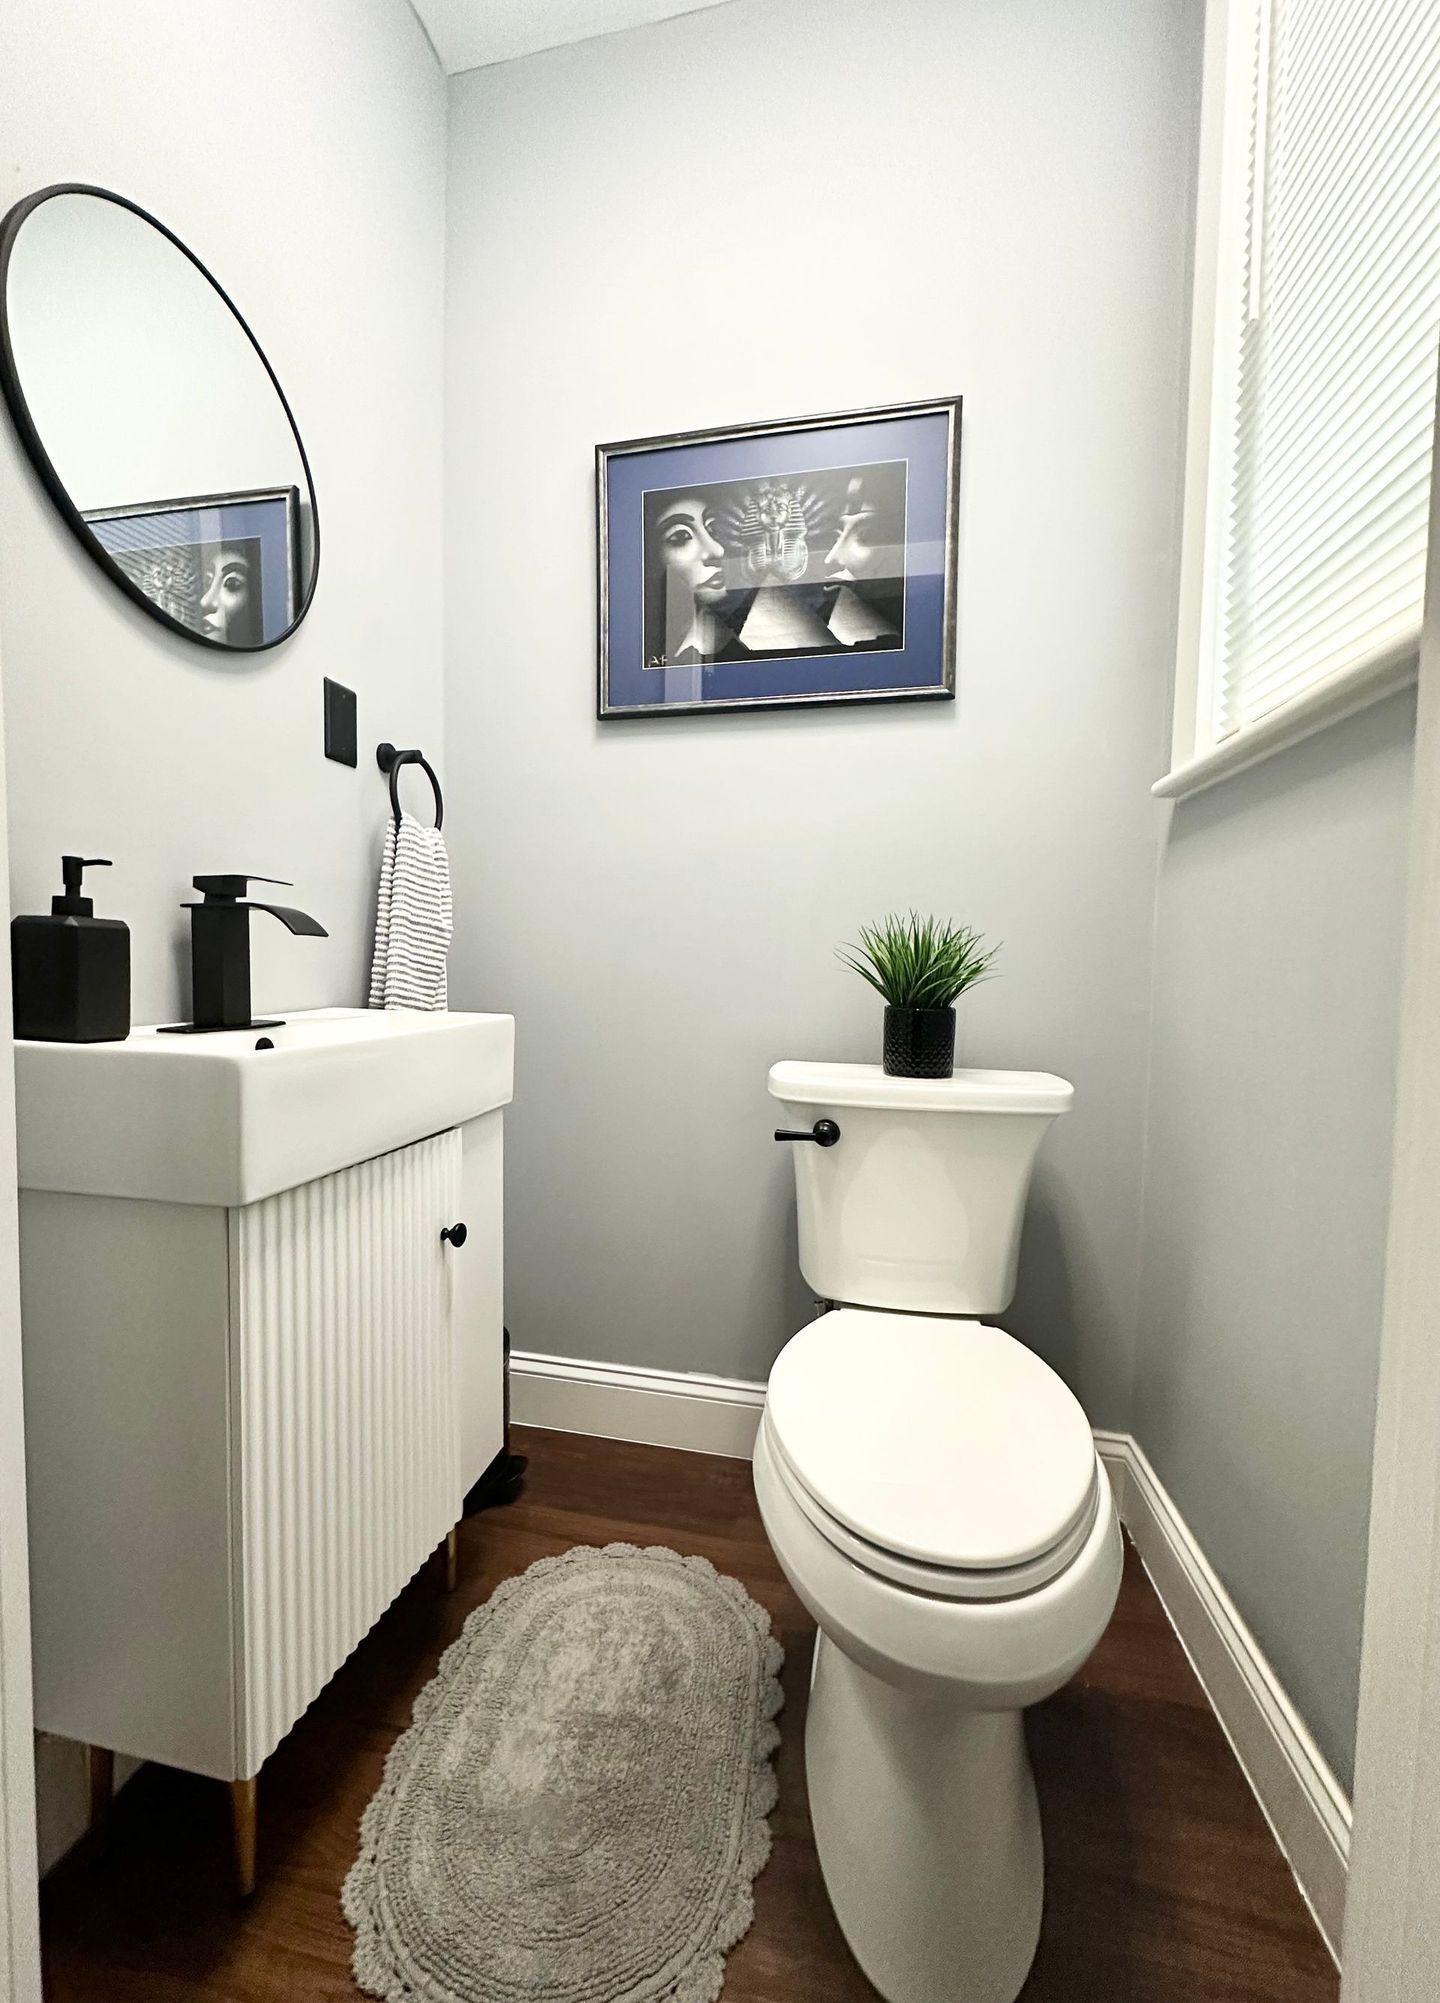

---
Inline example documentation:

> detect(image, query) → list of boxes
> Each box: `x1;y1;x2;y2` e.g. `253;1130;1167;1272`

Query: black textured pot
882;1005;956;1078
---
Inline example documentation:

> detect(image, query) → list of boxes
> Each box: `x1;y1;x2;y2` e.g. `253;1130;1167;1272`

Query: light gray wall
0;0;446;1864
0;0;446;1028
444;0;1203;1408
1134;692;1415;1791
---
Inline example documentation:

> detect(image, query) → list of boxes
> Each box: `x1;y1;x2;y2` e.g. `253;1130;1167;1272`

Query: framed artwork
597;397;960;719
84;485;300;648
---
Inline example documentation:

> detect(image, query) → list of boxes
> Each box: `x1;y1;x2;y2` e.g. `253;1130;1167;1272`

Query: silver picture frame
597;395;962;719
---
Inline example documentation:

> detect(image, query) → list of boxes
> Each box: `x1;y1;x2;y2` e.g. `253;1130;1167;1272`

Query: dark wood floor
40;1425;1339;2002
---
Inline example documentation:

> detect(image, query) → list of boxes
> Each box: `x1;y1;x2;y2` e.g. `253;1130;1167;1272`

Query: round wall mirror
0;184;318;652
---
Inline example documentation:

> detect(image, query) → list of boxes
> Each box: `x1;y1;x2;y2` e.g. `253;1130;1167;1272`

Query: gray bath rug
344;1542;784;2003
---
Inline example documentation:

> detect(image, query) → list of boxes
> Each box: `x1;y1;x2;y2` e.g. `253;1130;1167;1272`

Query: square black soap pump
11;855;131;1042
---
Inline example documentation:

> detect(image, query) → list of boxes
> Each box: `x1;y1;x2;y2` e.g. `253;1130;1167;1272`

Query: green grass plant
838;910;998;1010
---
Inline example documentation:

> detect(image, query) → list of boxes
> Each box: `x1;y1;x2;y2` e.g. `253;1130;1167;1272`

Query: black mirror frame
0;182;320;655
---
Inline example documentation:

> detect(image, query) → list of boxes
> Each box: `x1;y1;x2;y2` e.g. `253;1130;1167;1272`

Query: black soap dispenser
11;856;131;1042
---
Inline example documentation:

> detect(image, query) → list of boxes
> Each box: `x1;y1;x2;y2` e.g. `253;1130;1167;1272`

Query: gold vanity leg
229;1776;258;1899
86;1745;114;1843
444;1524;459;1594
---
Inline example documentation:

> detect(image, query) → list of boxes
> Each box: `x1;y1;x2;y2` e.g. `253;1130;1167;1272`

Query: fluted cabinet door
230;1130;463;1774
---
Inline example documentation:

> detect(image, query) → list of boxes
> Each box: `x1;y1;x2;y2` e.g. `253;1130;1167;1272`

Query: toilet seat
764;1414;1100;1601
765;1309;1100;1602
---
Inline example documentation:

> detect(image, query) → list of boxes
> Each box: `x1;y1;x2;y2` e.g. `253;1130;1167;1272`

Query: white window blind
1216;0;1440;742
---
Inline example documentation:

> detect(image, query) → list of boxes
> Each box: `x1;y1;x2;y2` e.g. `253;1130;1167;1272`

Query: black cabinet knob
441;1222;469;1248
773;1120;841;1147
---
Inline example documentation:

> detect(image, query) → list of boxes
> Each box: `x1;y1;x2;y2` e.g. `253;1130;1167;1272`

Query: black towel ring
376;742;443;830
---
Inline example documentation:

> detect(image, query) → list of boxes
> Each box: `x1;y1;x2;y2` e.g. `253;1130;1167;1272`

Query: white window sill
1153;642;1420;802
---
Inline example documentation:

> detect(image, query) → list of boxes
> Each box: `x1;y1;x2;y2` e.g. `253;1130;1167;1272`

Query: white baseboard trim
1092;1427;1131;1515
511;1350;765;1459
511;1352;1349;1961
1110;1433;1350;1963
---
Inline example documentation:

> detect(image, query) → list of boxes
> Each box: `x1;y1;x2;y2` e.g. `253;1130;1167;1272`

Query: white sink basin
15;1006;515;1207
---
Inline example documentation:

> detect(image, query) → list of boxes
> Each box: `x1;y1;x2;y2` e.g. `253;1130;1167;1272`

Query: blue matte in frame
598;399;960;718
86;487;298;646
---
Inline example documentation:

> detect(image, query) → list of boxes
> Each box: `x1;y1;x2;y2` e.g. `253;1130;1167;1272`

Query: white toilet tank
769;1061;1073;1315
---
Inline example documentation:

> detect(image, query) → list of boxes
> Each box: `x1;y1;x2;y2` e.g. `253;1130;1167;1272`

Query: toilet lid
765;1309;1097;1573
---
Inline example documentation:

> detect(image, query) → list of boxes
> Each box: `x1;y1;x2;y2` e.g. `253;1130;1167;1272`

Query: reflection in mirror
0;185;318;650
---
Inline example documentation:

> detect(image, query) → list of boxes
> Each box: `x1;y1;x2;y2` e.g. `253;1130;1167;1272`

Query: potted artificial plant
839;911;998;1078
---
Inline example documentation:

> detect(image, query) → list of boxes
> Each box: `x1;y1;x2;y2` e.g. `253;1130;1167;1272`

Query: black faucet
175;874;327;1033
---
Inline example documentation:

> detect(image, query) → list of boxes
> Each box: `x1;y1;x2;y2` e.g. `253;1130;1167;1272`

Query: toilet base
805;1631;1043;2003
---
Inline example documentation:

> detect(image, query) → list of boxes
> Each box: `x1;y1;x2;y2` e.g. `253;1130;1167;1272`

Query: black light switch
324;678;357;766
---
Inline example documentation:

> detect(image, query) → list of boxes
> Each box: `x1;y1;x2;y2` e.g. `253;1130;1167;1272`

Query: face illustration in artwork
198;544;254;643
656;497;727;605
825;476;886;582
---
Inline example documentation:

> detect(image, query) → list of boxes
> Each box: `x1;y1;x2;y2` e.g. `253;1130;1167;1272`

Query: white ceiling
409;0;741;74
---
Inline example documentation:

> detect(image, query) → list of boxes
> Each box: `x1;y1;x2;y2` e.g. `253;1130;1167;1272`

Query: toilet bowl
758;1064;1123;2003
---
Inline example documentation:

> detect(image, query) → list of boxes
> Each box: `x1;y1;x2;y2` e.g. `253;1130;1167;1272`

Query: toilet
755;1061;1123;2003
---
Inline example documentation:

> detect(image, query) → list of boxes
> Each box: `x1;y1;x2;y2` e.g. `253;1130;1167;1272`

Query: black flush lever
774;1120;841;1147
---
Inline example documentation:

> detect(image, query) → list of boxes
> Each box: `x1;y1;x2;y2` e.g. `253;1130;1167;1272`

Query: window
1160;0;1440;797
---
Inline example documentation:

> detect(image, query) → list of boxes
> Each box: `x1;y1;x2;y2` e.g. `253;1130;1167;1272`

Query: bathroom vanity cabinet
13;1008;512;1876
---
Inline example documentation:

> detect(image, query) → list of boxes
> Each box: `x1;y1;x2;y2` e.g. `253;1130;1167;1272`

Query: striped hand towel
368;810;452;1011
